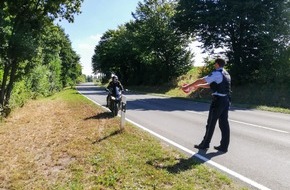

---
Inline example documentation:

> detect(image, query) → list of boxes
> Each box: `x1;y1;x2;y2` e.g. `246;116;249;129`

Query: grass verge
0;88;247;189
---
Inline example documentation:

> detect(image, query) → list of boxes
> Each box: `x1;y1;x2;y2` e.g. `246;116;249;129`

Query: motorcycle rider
106;75;124;107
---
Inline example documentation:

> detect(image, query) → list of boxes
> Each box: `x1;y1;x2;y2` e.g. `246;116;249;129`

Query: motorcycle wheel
112;102;118;117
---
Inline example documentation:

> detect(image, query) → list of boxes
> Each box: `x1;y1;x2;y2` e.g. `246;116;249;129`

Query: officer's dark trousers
201;95;230;149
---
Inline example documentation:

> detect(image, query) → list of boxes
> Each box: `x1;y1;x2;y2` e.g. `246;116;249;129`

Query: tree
92;29;123;79
58;28;82;87
0;0;83;116
92;25;142;84
38;24;63;94
174;0;290;84
92;0;192;85
131;0;192;84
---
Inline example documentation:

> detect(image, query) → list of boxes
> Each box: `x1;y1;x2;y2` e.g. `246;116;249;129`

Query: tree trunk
0;63;10;107
5;59;18;107
0;61;12;117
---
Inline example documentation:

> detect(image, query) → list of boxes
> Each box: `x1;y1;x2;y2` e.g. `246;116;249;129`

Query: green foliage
9;80;30;109
47;58;63;93
0;1;84;117
59;28;82;87
77;74;86;84
26;65;51;98
131;0;192;84
92;0;192;86
174;0;290;85
256;47;290;84
0;69;3;82
229;84;290;112
197;58;215;78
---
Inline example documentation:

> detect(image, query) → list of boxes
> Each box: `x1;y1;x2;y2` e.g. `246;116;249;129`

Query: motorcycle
106;86;123;117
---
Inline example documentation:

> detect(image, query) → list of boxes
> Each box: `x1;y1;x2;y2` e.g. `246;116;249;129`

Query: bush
9;80;31;109
26;64;51;98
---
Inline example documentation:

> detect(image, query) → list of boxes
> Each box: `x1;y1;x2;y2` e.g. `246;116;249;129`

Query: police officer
182;58;231;152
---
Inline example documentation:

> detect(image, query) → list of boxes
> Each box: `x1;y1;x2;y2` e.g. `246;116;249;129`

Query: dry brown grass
0;95;119;189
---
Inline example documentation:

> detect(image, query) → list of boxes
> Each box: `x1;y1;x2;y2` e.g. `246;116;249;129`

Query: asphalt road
76;83;290;190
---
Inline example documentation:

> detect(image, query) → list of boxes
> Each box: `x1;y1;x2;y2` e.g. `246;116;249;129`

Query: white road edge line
229;119;289;134
188;111;288;134
125;118;271;190
79;92;271;190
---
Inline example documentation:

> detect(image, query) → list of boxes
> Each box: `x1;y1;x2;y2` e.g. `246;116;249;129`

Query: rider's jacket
107;81;124;96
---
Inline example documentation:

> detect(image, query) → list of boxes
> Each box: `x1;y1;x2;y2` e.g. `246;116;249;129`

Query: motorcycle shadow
84;111;114;120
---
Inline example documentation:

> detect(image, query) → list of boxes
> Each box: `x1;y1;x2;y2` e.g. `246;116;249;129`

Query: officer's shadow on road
146;149;225;174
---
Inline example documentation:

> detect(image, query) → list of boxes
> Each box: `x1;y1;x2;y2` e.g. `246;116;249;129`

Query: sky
59;0;206;76
59;0;140;75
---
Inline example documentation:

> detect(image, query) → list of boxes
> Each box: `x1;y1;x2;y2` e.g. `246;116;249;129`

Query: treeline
92;0;290;86
0;0;85;117
92;0;192;85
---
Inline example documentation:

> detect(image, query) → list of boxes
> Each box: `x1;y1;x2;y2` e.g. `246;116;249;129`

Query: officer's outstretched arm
196;83;210;89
